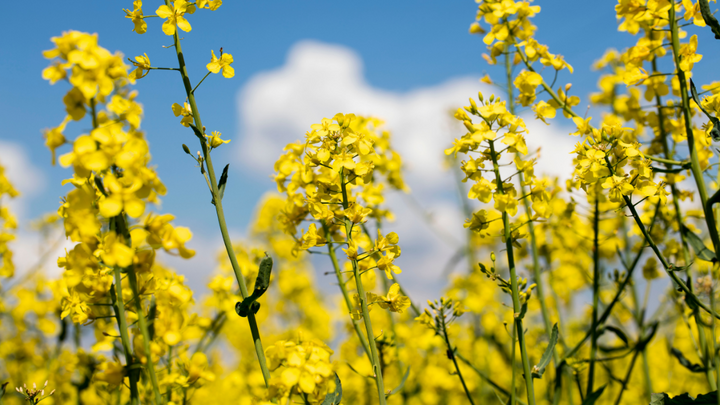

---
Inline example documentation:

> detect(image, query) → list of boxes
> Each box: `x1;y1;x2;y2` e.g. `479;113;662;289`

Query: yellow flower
300;223;327;249
156;0;194;36
344;202;372;224
206;50;234;78
601;175;634;203
123;0;147;34
43;117;69;165
129;53;151;80
514;70;543;106
464;209;490;233
678;35;702;72
172;102;194;127
205;131;230;149
377;251;401;279
185;353;216;384
376;283;411;313
532;100;556;124
99;232;134;268
197;0;222;10
97;173;146;218
468;178;496;203
415;310;436;330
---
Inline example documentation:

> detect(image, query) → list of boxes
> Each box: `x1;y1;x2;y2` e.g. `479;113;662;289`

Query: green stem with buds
165;8;271;385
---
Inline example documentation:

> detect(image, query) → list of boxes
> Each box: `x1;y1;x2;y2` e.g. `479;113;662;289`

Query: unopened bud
565;83;572;92
490;252;496;262
182;144;191;155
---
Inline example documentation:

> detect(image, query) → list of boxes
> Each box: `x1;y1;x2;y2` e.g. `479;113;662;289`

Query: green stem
489;140;536;405
604;155;720;319
712;288;720;405
339;169;386;405
191;71;212;95
441;312;475;405
669;5;720;257
127;269;163;405
586;194;601;396
503;34;560;400
111;266;139;405
165;12;271;386
511;322;517;405
652;55;716;389
323;223;373;361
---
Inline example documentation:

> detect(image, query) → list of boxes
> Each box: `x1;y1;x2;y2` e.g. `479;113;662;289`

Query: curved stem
165;11;271;386
441;313;475;405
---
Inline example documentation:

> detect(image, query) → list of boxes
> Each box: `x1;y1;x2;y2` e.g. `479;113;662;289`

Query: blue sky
2;1;719;298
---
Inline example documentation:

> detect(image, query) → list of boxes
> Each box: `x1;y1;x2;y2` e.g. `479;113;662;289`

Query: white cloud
236;40;577;301
0;141;71;278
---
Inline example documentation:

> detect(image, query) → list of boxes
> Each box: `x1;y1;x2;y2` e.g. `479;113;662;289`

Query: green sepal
320;374;342;405
235;255;273;317
680;224;716;262
532;323;558;379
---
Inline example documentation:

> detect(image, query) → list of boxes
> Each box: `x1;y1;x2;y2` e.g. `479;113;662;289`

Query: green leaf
670;347;708;373
602;325;629;347
532;323;558;379
680;224;716;262
386;367;410;397
94;177;107;197
235;255;273;317
217;164;229;201
321;374;342;405
650;391;718;404
581;385;606;405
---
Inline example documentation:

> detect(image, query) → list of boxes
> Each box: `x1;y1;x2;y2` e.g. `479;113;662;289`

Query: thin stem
323;222;373;361
503;32;560;401
441;312;475;405
165;11;272;386
128;268;163;405
339;169;386;405
652;55;715;389
586;194;601;396
669;5;720;257
191;71;212;95
489;140;536;405
111;266;139;405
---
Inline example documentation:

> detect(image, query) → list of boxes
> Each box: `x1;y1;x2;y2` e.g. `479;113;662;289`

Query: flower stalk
165;3;271;385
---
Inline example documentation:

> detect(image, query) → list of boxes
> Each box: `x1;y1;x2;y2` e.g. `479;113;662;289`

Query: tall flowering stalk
273;113;410;404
